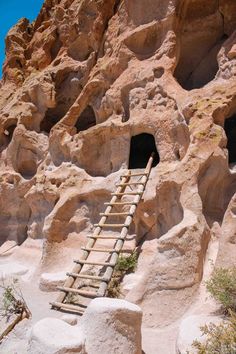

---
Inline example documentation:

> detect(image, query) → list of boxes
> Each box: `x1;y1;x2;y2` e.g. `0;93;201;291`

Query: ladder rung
74;259;116;267
94;223;129;228
88;235;125;240
104;202;138;206
66;272;106;281
81;247;118;253
116;182;145;187
58;286;97;297
121;172;148;178
99;212;132;216
51;301;85;314
111;192;142;196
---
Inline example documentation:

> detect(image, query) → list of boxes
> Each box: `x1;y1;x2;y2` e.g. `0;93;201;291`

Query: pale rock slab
28;317;86;354
80;298;142;354
0;262;28;279
39;272;67;291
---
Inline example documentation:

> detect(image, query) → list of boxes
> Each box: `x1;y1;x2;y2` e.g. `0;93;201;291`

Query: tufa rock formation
0;0;236;352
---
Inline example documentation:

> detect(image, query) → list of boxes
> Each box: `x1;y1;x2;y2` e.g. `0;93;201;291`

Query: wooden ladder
50;154;154;315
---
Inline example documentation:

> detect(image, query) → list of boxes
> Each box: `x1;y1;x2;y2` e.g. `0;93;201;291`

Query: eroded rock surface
0;0;236;351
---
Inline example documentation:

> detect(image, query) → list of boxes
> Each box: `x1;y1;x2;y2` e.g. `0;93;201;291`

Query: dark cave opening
224;114;236;164
4;124;17;142
40;109;60;133
1;124;17;150
174;33;228;91
128;133;159;169
75;105;96;132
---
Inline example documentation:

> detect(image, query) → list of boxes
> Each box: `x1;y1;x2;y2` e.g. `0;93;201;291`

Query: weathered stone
39;272;67;291
80;298;142;354
0;0;236;352
28;317;85;354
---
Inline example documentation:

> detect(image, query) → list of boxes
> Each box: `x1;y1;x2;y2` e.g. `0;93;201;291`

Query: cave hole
40;110;60;133
75;105;96;132
174;33;228;91
128;133;159;169
4;124;17;142
1;124;17;151
224;114;236;164
40;71;83;134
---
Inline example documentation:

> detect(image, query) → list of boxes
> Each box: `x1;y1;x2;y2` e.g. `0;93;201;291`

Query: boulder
80;298;142;354
28;317;85;354
39;272;67;291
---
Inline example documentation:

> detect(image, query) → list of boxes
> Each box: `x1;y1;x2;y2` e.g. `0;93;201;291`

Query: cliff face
0;0;236;333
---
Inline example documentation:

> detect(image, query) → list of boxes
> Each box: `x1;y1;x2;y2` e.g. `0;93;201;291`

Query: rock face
0;0;236;342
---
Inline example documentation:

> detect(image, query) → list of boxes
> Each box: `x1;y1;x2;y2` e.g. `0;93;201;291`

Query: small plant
206;267;236;313
188;267;236;353
0;278;31;341
0;279;31;322
116;252;138;273
107;252;138;298
107;278;121;298
189;311;236;354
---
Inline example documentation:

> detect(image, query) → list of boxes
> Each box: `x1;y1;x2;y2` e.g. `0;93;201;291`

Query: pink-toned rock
0;0;236;352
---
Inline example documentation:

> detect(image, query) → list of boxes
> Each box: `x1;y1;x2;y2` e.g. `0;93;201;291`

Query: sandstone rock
39;272;67;291
0;0;236;352
61;314;78;326
176;315;223;354
0;240;17;256
28;317;85;354
80;298;142;354
0;262;28;279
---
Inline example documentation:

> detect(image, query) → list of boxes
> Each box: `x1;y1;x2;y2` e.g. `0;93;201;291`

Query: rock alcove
75;105;96;132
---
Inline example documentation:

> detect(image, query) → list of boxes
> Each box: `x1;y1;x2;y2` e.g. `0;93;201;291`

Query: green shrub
0;278;31;322
189;267;236;353
107;252;138;298
206;267;236;312
190;311;236;354
116;252;138;273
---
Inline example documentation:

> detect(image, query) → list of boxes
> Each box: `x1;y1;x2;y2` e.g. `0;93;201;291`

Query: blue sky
0;0;44;78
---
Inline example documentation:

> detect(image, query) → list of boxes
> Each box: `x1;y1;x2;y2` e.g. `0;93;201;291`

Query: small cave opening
4;124;17;142
40;110;60;134
75;105;96;132
1;124;17;152
40;71;83;134
128;133;159;169
174;31;228;91
224;114;236;164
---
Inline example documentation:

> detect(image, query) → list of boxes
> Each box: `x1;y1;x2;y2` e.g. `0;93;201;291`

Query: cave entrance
40;110;59;133
1;124;17;151
174;31;228;90
75;105;96;132
128;133;159;169
224;114;236;164
4;124;17;143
